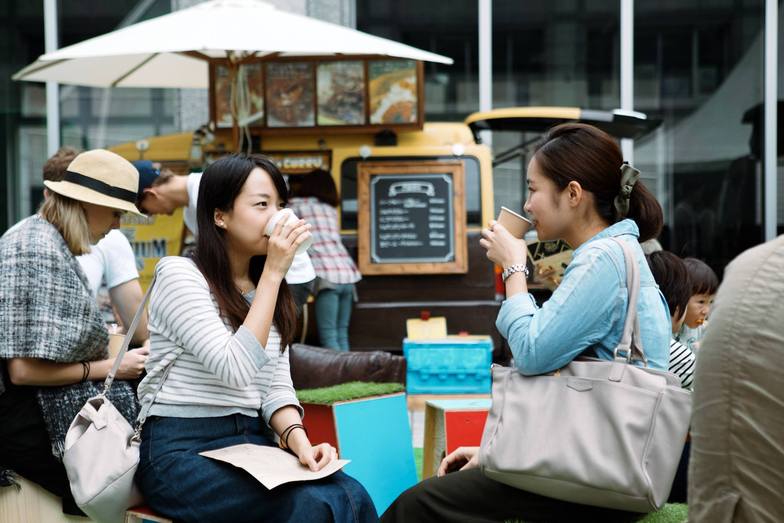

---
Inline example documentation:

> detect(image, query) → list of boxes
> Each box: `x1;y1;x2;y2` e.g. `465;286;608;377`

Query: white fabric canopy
13;0;452;88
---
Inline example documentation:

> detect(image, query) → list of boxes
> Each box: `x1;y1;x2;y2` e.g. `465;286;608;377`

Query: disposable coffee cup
497;206;534;239
265;208;313;254
108;333;124;359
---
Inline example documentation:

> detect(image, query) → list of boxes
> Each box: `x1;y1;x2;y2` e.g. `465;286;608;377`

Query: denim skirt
136;414;378;523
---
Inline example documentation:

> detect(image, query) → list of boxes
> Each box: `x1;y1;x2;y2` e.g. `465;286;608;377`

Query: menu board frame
357;161;467;275
209;56;424;134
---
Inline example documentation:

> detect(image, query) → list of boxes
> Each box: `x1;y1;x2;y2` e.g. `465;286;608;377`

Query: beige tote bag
479;238;691;513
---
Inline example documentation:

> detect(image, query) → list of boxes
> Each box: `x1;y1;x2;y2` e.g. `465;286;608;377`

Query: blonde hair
39;192;91;255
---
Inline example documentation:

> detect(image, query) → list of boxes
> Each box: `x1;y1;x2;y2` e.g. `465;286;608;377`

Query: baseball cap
132;160;160;202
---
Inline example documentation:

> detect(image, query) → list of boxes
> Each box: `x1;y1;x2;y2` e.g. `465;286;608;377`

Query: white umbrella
13;0;452;88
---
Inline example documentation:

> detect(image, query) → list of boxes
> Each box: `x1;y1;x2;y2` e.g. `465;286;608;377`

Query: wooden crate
422;398;491;478
302;392;417;514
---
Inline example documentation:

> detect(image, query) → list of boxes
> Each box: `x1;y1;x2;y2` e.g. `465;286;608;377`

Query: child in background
646;251;694;504
646;251;696;390
678;257;719;351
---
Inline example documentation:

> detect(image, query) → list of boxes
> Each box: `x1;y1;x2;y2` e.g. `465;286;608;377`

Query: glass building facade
357;0;776;275
633;1;766;273
0;0;176;231
1;0;780;276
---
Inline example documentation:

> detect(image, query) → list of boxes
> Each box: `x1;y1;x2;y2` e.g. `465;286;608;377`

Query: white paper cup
265;208;312;254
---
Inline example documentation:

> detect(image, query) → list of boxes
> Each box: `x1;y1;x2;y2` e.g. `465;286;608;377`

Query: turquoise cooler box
403;336;493;394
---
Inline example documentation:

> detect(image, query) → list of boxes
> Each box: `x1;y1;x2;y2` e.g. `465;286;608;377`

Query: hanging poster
237;63;265;127
317;60;366;126
214;64;233;128
368;60;418;125
265;62;315;127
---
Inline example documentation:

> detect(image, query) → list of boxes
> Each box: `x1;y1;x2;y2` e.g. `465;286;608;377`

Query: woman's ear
214;209;227;229
566;180;583;207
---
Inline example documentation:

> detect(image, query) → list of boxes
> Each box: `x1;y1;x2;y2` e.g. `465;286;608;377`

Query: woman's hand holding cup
480;207;531;268
480;220;527;268
264;209;312;279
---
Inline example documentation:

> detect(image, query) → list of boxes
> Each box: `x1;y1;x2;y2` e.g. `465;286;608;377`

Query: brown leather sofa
289;343;406;389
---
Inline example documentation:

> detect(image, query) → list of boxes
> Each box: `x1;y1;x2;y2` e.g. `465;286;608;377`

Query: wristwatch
502;263;529;282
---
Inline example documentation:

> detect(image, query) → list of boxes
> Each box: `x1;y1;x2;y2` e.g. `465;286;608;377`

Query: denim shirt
496;219;671;374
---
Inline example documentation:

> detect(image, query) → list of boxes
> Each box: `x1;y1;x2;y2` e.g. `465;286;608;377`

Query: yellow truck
111;107;655;357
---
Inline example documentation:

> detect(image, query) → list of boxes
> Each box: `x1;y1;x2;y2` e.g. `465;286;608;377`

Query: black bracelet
80;361;90;383
285;425;308;450
279;423;308;450
278;424;293;448
279;423;300;448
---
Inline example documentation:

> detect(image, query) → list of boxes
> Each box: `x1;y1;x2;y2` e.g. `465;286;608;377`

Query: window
634;0;765;275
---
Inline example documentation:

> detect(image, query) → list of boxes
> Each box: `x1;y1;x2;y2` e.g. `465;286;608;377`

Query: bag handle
99;271;179;440
610;238;647;365
102;274;156;395
134;351;179;434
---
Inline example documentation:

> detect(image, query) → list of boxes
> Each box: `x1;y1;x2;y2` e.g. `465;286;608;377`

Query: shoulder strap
610;238;647;365
102;274;156;395
100;272;183;436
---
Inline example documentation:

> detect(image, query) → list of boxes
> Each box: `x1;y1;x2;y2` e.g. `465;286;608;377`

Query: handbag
63;276;172;523
478;238;692;513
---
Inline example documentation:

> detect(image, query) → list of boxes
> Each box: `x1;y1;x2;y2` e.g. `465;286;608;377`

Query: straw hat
43;149;143;216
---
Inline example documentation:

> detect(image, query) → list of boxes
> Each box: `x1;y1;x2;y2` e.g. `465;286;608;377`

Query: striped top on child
136;256;302;423
668;337;695;390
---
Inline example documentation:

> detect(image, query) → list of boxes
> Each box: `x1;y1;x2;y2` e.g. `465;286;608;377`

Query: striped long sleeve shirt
669;337;696;390
136;256;302;423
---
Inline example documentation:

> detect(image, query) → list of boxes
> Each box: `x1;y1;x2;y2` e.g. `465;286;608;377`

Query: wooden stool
0;475;88;522
125;505;173;523
422;398;491;478
407;393;490;412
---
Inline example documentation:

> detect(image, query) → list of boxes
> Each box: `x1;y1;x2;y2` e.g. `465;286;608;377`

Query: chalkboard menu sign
358;161;467;275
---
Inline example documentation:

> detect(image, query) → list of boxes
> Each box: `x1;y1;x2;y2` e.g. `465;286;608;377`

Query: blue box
403;336;493;394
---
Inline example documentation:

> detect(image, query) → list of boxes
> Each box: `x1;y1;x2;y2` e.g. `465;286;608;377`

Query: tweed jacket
0;215;138;458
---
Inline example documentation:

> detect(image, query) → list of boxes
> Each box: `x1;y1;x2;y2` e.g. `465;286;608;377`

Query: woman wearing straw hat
0;149;149;515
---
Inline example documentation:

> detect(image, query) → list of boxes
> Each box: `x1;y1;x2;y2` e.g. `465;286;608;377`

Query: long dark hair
193;154;297;350
534;123;663;242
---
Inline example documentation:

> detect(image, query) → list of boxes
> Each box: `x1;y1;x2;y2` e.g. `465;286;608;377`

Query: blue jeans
136;414;377;523
315;283;355;351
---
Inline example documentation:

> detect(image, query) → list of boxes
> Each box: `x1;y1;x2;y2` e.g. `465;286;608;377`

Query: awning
465;107;659;142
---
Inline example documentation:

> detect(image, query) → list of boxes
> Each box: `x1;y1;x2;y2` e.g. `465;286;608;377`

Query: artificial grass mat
638;504;688;523
505;504;686;523
296;381;405;405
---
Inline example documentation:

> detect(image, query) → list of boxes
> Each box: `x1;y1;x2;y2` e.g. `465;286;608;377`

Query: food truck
109;55;657;357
